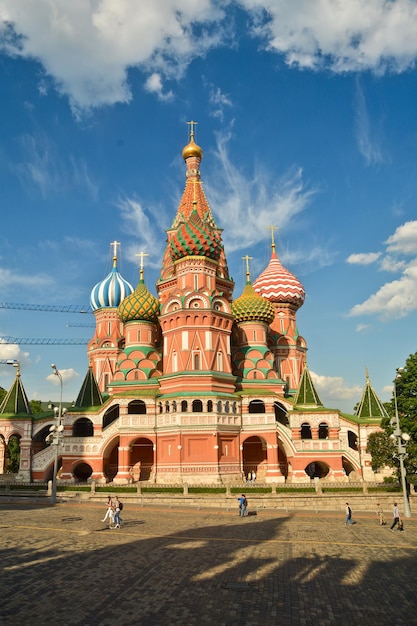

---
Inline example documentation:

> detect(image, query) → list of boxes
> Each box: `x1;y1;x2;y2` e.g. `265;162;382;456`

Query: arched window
103;405;119;428
193;352;200;370
348;430;358;450
172;401;177;412
217;401;222;413
301;423;312;439
192;399;203;412
158;402;163;414
248;399;265;414
181;400;188;412
165;401;170;413
207;400;213;413
128;400;146;415
319;423;329;439
72;418;94;437
225;401;230;413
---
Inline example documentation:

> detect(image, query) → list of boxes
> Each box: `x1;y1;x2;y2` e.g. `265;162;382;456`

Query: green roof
293;364;323;408
0;367;32;415
75;365;103;408
355;369;388;420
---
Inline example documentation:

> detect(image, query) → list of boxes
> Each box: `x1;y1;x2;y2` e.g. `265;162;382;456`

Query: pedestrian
376;503;385;526
390;502;402;531
238;494;248;517
112;496;122;529
345;502;353;526
247;471;252;484
252;471;256;483
101;495;113;522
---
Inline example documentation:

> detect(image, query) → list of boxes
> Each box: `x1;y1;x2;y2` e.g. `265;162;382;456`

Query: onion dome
253;250;305;309
90;255;133;311
170;208;221;262
118;271;160;323
232;279;275;324
182;126;203;161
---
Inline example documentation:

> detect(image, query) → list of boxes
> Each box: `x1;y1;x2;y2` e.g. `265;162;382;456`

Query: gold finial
13;360;21;377
110;240;121;266
267;226;278;252
366;367;369;382
242;255;253;282
183;121;203;161
187;120;198;142
135;252;149;281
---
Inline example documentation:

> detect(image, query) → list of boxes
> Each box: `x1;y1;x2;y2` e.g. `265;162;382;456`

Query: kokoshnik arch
0;126;387;485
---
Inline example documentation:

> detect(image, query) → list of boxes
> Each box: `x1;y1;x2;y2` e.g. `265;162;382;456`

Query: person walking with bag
390;502;402;531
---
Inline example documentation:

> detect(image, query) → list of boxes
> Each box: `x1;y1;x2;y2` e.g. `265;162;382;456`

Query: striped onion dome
118;274;160;323
253;250;305;309
90;257;134;311
170;209;221;262
232;280;275;324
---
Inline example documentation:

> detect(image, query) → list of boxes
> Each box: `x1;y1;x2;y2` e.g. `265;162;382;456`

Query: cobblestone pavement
1;501;417;626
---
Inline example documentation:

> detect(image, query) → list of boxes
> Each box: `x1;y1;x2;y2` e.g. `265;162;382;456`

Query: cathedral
0;127;387;485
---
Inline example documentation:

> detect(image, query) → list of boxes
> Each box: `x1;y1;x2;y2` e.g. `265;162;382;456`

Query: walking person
376;503;385;526
238;494;248;517
101;495;113;523
390;502;402;531
345;502;353;526
112;496;123;529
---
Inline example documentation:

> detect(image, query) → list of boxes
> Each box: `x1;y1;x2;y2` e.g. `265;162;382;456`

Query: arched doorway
242;436;267;479
103;439;119;482
73;462;93;482
130;437;154;481
304;461;330;479
6;434;21;474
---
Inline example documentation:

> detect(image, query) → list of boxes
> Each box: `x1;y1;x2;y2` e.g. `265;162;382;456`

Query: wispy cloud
144;73;174;101
206;132;317;253
116;196;166;269
0;267;53;290
46;368;79;385
13;132;98;199
353;79;384;165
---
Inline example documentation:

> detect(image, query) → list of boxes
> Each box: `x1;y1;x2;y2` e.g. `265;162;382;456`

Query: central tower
157;123;236;396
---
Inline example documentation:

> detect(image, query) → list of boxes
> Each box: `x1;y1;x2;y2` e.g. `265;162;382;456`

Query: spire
293;362;323;407
74;364;103;408
0;362;32;415
355;368;388;419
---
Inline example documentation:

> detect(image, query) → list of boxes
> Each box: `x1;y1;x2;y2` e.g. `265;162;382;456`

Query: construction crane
0;302;92;314
66;323;95;328
0;359;19;365
0;337;88;345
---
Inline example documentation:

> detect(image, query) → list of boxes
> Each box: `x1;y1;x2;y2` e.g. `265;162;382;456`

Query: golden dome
182;137;203;161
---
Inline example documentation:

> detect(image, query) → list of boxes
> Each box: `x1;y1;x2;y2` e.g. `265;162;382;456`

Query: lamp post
391;368;412;518
47;364;67;504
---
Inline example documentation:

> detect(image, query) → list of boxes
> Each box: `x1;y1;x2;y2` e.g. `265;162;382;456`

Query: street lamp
390;368;412;518
47;364;67;504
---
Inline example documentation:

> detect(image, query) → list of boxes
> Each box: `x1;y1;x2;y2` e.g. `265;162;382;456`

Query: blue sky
1;0;417;411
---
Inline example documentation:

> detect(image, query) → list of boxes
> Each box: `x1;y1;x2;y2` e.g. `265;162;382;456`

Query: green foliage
230;486;272;494
367;352;417;481
6;435;20;473
95;486;137;493
29;400;43;414
366;431;396;472
188;487;227;494
141;487;183;493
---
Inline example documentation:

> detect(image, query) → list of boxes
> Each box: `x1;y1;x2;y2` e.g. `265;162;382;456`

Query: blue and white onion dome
90;257;134;310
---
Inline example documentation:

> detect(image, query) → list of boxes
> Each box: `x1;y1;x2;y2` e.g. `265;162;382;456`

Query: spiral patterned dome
170;209;221;262
232;281;275;324
118;277;160;323
253;251;305;309
90;259;134;311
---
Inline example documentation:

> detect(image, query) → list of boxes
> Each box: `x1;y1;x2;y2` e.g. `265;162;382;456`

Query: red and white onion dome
253;251;305;309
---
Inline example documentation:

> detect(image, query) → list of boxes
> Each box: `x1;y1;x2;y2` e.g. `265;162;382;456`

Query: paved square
1;502;416;625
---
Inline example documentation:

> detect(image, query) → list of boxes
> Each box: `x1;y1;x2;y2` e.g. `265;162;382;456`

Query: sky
1;0;417;412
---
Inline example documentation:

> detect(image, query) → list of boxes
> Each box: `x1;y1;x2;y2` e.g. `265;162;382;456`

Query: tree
29;399;43;414
367;351;417;483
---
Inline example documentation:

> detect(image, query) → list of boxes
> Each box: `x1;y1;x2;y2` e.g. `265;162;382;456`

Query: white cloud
349;259;417;319
47;368;79;385
379;254;406;273
144;73;174;101
346;252;381;265
206;132;316;253
2;2;417;113
240;0;417;73
355;324;369;333
0;0;226;113
385;220;417;255
310;370;363;402
208;84;232;120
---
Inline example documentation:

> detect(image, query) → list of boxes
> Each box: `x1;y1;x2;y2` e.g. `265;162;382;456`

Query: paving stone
0;503;416;625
